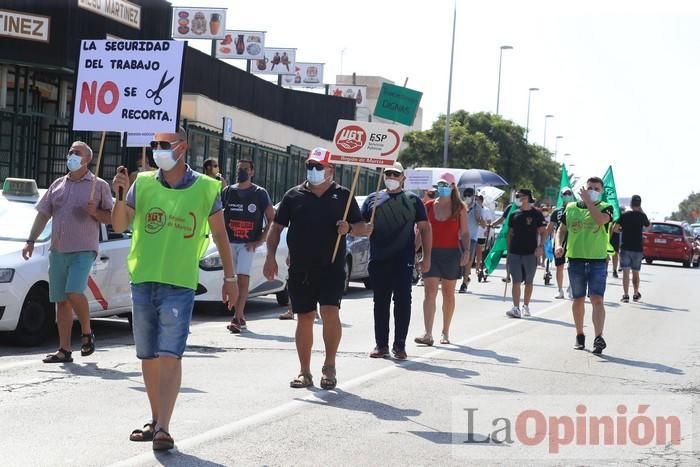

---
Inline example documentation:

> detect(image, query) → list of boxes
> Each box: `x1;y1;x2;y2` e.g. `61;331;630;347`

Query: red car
643;221;700;268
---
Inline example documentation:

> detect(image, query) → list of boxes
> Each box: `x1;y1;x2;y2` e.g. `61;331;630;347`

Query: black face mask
237;169;250;183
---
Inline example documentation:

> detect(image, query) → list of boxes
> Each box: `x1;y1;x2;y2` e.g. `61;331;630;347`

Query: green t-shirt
562;201;613;260
128;172;221;290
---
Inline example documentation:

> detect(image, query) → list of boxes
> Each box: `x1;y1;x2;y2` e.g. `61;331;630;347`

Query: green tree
670;192;700;223
400;111;559;199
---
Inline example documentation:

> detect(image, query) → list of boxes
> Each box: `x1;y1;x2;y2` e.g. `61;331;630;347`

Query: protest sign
404;169;434;190
329;120;404;168
72;40;185;133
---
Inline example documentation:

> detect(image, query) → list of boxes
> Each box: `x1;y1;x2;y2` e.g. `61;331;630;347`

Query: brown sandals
129;421;156;442
290;373;313;388
320;365;337;390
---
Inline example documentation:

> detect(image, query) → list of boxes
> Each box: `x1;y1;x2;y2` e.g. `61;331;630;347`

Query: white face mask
514;198;523;207
587;189;601;203
464;196;473;204
384;178;401;191
66;154;83;172
307;169;327;186
153;149;180;172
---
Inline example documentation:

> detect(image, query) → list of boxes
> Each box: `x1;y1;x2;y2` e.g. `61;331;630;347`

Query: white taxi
0;178;132;346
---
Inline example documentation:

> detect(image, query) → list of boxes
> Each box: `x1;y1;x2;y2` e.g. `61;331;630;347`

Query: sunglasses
149;140;179;150
306;163;325;171
384;171;402;178
562;192;572;196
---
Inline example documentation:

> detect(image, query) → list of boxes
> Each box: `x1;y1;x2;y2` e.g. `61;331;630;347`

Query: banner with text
404;169;434;190
330;120;404;168
72;40;185;133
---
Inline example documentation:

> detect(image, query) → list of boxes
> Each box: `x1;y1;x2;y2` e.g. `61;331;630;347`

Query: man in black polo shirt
264;147;371;390
616;195;650;302
506;188;547;319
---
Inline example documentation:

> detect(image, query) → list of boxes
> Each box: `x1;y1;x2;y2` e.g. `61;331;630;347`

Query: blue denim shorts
130;282;195;359
567;260;607;299
619;249;644;271
48;250;96;303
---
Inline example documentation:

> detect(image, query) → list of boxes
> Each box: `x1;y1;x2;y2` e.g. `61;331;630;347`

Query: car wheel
343;256;351;295
13;285;54;346
276;286;290;306
645;258;653;265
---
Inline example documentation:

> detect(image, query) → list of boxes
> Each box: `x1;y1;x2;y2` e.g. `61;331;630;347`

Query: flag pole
90;131;106;201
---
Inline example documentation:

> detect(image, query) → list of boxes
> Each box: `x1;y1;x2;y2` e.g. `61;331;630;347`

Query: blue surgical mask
307;169;326;186
437;186;452;198
66;154;83;172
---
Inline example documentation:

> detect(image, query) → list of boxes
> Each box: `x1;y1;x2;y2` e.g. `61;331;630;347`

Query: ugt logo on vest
145;207;166;234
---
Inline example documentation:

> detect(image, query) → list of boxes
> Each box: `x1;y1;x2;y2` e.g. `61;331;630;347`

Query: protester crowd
23;130;646;451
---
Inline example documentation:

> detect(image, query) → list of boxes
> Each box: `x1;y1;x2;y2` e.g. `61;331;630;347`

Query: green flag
556;164;572;208
485;206;514;275
601;166;620;221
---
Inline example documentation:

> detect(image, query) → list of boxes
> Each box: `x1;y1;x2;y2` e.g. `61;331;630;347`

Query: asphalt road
1;260;698;466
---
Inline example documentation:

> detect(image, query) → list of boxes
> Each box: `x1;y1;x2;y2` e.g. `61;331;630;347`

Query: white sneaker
521;304;531;317
506;306;522;318
555;289;564;299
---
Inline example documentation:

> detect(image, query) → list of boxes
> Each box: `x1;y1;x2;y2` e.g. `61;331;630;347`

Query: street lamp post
525;87;539;142
443;3;457;167
543;114;554;149
495;45;513;115
554;136;564;160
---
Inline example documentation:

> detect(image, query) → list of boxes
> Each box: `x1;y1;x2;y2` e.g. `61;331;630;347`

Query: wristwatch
224;275;237;283
25;240;35;244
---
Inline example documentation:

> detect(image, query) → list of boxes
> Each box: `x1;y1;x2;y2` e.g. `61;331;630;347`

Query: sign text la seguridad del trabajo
329;120;405;168
72;40;184;133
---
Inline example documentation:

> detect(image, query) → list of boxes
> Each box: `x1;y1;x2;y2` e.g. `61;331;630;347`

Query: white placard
222;117;233;142
0;9;50;42
78;0;140;30
72;40;185;133
404;169;434;190
282;62;324;87
328;84;367;108
215;30;265;60
172;7;226;39
126;132;154;147
329;120;404;168
251;48;296;75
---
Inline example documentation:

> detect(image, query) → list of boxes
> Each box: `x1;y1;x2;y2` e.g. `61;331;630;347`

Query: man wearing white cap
264;147;372;389
362;162;432;360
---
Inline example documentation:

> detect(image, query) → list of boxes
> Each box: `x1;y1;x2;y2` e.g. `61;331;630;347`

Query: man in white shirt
474;194;494;274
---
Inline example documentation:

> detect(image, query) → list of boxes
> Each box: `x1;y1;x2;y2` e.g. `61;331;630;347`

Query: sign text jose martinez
72;40;185;133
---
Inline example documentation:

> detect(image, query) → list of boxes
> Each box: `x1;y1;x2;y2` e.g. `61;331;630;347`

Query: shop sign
0;9;50;43
78;0;141;30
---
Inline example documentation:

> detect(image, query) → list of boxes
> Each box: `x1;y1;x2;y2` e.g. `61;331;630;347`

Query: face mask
587;190;600;202
562;195;574;203
237;169;250;183
464;196;473;204
514;198;523;207
437;186;452;198
66;154;83;172
384;178;401;191
153;149;179;172
307;169;326;186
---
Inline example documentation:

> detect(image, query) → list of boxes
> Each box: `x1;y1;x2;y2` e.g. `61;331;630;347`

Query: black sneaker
369;346;390;358
458;282;468;294
392;346;407;360
574;334;585;350
633;292;641;302
592;336;607;355
612;271;619;279
621;295;630;303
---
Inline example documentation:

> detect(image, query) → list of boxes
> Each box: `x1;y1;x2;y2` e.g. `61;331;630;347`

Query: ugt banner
72;40;185;133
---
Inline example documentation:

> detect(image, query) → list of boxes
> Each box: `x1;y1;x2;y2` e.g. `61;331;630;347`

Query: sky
170;0;700;220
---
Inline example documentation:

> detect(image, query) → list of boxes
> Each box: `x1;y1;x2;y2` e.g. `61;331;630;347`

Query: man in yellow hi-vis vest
112;127;238;451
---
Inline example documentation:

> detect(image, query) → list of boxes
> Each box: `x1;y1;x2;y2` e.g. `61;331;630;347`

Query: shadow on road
595;354;685;375
233;330;294;343
637;303;689;313
409;430;508;446
153;450;227;467
397;360;479;380
39;361;141;381
462;382;524;393
298;388;421;421
525;316;576;328
443;345;520;364
467;292;551;304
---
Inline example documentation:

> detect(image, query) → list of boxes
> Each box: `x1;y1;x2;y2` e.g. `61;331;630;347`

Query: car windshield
0;200;51;242
650;223;683;236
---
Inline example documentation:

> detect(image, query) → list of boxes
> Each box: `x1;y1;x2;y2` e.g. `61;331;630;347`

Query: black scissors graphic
146;71;174;105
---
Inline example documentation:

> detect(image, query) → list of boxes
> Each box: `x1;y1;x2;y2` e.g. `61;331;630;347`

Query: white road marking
108;299;570;466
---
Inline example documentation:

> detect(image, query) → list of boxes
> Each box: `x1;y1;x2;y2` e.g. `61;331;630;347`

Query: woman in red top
415;172;470;346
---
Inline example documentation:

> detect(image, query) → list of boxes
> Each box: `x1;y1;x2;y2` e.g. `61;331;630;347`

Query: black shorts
554;256;567;267
288;266;345;314
477;238;486;245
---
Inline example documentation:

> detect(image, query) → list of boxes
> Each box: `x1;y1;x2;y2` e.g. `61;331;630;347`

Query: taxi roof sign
2;178;39;197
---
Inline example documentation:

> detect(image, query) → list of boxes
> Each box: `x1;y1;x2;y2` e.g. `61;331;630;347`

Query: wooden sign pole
89;131;107;201
369;168;385;226
331;165;361;263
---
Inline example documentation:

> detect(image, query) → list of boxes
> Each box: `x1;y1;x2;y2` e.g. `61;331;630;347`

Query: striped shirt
36;171;113;253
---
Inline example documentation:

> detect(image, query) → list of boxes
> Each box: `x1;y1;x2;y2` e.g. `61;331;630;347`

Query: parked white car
0;178;289;346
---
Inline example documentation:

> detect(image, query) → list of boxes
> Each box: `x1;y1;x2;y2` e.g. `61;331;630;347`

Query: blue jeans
567;260;607;299
131;282;195;359
369;257;414;350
